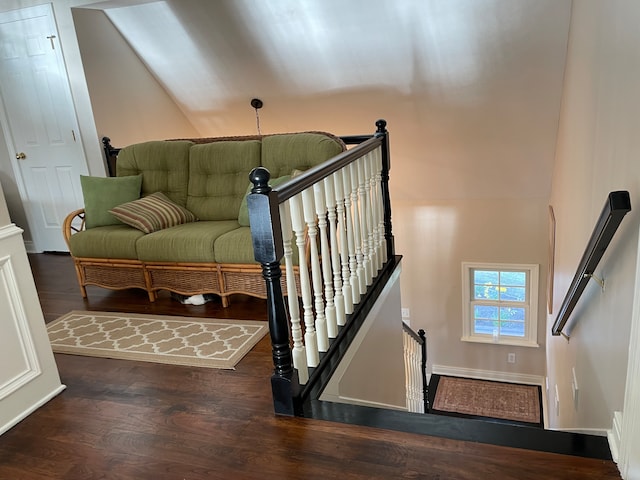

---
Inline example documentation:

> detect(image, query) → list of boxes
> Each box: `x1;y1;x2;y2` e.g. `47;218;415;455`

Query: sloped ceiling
75;0;572;201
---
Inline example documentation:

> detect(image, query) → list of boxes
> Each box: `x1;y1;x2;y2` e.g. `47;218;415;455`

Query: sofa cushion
68;225;145;259
237;174;291;227
109;191;197;234
261;133;345;178
116;140;193;206
135;221;240;263
213;227;256;264
214;227;300;265
186;140;261;221
80;174;142;229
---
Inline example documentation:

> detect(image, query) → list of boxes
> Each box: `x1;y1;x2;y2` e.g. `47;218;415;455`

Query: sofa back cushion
187;140;261;221
261;132;345;178
116;140;193;206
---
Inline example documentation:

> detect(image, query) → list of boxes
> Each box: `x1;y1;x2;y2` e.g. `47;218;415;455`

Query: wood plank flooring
0;253;622;479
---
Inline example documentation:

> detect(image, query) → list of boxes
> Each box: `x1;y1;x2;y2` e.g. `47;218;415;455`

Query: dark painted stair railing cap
249;167;271;194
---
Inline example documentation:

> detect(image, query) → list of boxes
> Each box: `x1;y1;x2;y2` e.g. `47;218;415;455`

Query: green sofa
63;132;345;306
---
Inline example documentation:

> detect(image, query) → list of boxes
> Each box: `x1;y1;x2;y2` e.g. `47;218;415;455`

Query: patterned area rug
432;376;542;424
47;311;268;369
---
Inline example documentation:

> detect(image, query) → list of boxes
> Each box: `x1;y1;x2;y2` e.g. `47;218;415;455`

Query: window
462;263;539;347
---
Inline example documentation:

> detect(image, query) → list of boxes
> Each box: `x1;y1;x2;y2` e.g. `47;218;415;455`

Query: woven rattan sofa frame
62;207;301;307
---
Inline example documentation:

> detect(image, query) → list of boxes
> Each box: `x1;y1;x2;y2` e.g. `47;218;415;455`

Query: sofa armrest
62;208;86;250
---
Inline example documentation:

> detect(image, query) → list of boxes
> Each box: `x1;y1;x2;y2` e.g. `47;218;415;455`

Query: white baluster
279;201;308;384
289;194;319;367
411;339;419;412
302;187;328;352
357;156;373;286
314;181;337;340
362;152;378;283
334;170;353;315
342;165;360;304
373;147;387;264
350;162;366;296
403;331;411;410
364;152;378;274
414;342;420;412
325;175;345;328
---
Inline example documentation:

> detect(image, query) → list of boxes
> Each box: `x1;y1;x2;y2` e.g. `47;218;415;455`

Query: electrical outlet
401;308;410;319
507;353;516;363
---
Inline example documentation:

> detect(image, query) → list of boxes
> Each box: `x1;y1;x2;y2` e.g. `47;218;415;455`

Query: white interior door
0;4;88;252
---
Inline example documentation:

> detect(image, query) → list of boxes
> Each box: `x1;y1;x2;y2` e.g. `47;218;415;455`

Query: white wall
72;8;199;146
321;263;407;410
547;0;640;439
394;198;549;380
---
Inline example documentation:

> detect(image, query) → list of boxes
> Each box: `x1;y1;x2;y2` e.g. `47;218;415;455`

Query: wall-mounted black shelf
551;191;631;337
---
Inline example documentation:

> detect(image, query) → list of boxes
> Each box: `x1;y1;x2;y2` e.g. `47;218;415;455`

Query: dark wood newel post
418;329;429;413
247;167;300;416
375;119;394;259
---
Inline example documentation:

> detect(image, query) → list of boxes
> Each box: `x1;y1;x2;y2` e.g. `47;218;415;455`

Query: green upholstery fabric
68;225;145;259
80;175;142;229
135;221;240;263
237;174;291;227
116;141;193;206
186;141;261;221
213;227;257;264
214;227;300;265
74;134;341;266
261;133;345;178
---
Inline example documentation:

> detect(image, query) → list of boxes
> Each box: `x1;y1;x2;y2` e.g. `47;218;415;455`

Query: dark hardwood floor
0;253;622;479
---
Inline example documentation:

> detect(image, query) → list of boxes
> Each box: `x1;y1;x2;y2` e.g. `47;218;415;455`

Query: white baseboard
0;384;66;436
23;240;37;254
431;364;545;387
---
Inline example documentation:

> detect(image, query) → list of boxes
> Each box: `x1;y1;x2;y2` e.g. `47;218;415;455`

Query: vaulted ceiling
74;0;572;201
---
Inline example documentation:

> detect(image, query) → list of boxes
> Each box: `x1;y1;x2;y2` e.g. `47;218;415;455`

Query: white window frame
461;262;539;348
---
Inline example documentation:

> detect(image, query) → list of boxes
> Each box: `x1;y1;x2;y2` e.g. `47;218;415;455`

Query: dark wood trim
101;136;120;177
274;135;384;202
302;398;613;460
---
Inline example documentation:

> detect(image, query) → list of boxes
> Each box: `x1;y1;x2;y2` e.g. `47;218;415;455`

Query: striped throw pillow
109;191;197;234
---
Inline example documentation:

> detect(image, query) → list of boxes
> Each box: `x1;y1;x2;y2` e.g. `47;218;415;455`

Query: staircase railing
402;323;428;413
248;119;395;415
551;191;631;338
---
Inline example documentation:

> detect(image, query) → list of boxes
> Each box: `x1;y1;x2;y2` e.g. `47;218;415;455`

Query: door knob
16;152;26;160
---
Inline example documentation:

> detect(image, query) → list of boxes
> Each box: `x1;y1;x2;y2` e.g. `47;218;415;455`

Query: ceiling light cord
251;98;263;135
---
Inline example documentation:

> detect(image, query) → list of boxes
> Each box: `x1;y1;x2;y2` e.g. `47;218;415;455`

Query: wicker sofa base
72;257;299;307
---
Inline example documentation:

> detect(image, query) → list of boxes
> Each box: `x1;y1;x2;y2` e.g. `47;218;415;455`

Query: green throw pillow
80;174;142;229
109;191;198;234
238;175;290;227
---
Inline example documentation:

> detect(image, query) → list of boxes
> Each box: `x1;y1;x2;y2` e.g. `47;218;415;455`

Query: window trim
461;262;540;348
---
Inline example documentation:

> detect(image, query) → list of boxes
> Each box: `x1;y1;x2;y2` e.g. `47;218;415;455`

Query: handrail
402;323;428;413
552;191;631;337
247;119;394;415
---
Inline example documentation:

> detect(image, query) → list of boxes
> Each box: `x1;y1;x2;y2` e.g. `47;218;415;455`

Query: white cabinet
0;184;65;435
